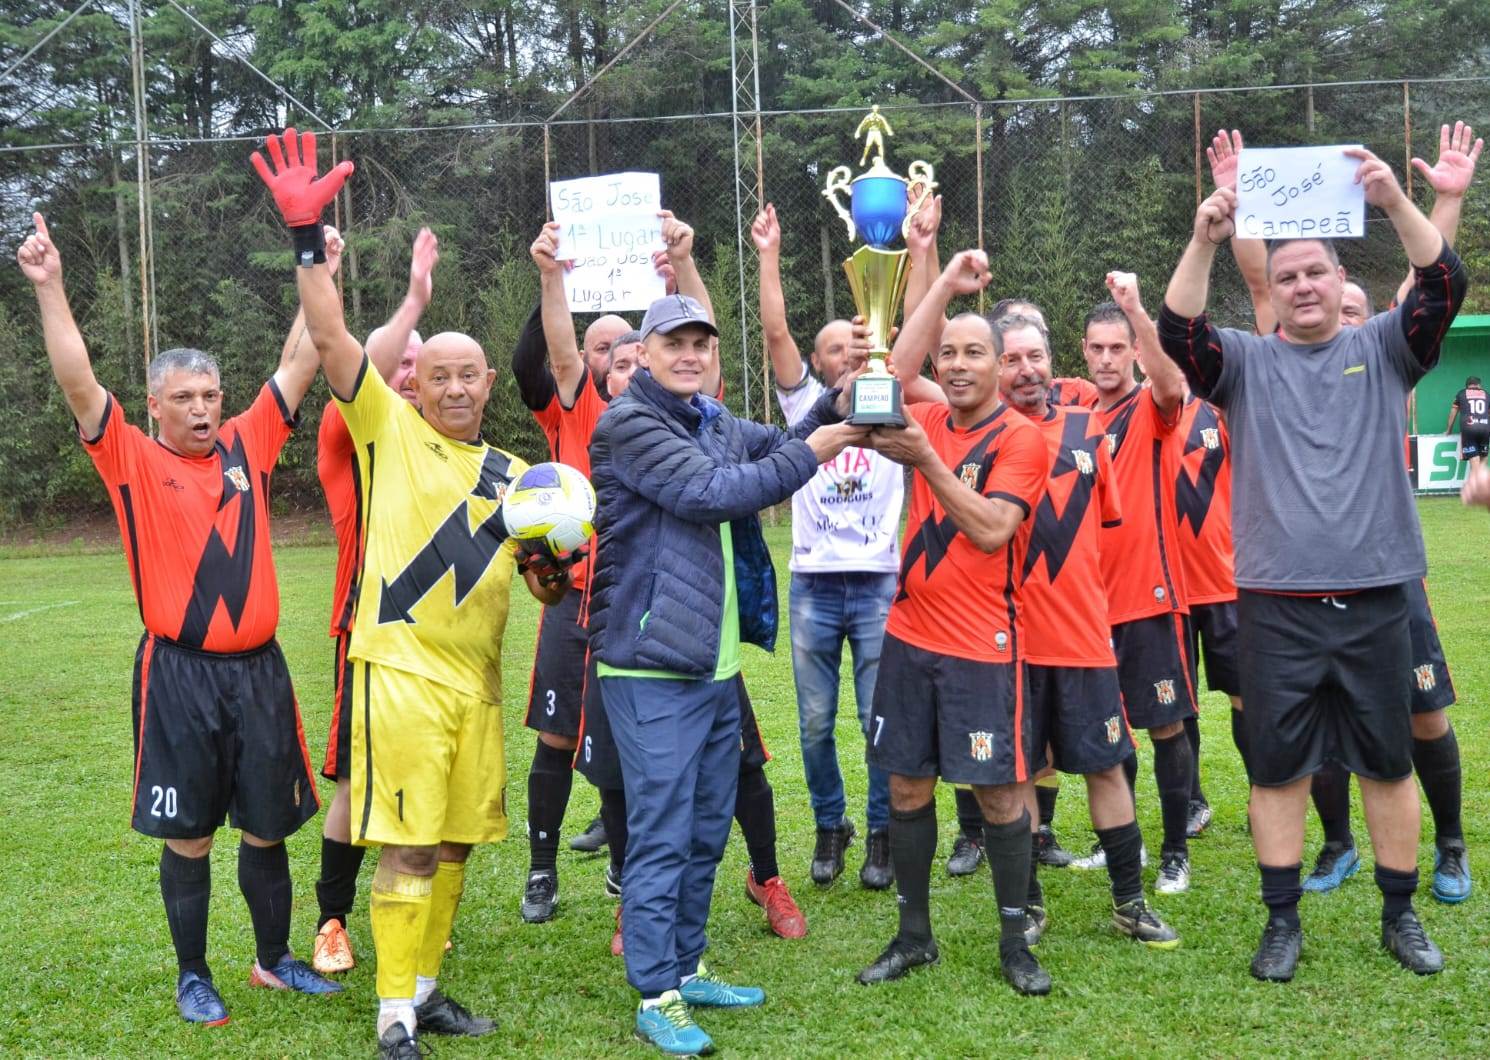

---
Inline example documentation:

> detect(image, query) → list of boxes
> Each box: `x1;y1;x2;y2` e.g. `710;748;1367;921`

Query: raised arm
530;221;586;405
889;249;992;388
17;213;108;435
1163;186;1234;320
902;191;942;320
1207;129;1274;334
1395;122;1482;306
250;129;361;397
1108;270;1184;418
366;227;437;381
750;204;805;388
660;210;712;323
272;225;343;414
1348;147;1447;269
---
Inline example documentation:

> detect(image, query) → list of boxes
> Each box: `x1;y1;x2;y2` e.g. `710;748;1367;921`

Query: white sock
377;999;416;1037
640;994;665;1010
414;975;438;1006
679;973;698;986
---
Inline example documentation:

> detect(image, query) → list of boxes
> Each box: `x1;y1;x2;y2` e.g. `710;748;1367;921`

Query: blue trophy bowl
851;175;907;249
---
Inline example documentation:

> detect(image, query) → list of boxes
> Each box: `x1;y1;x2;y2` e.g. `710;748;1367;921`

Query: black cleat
1034;825;1073;867
520;869;559;923
569;815;608;853
1111;898;1180;949
1024;905;1048;947
811;819;855;886
378;1023;429;1059
859;827;894;890
415;990;497;1036
946;834;985;877
605;861;622;899
999;942;1052;996
1185;799;1213;838
857;938;939;985
1382;909;1444;975
1250;917;1302;982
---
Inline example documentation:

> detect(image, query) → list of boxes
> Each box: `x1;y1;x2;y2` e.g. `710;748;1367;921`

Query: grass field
5;499;1490;1057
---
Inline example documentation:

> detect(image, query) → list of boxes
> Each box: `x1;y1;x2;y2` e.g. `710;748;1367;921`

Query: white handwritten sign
550;172;665;312
1236;145;1365;240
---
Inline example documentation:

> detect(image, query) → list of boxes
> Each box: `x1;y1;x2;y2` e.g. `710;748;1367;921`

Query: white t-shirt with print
777;372;904;573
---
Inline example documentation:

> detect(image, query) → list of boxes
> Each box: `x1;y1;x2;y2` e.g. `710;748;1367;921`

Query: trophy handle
822;165;856;242
902;160;938;238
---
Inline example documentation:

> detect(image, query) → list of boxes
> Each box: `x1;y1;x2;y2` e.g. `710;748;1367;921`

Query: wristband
291;223;326;268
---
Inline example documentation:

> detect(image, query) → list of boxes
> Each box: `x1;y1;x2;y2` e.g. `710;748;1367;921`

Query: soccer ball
502;461;596;557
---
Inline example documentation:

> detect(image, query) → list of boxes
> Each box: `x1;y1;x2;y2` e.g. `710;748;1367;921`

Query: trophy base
847;372;906;428
847;408;907;428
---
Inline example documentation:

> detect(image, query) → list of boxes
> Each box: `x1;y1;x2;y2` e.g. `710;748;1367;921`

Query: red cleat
611;905;624;957
746;871;808;939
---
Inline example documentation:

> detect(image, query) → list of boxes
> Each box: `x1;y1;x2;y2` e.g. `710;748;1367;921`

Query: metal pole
1193;93;1203;206
1403;81;1413;200
543;124;552;216
975;102;985;312
128;0;152;416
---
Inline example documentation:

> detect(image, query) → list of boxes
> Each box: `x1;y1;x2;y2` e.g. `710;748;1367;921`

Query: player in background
868;251;1051;995
753;203;903;892
312;228;436;975
1447;376;1490;467
18;211;342;1026
256;131;566;1057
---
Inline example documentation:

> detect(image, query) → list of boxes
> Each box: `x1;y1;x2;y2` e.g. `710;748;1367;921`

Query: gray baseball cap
639;295;719;340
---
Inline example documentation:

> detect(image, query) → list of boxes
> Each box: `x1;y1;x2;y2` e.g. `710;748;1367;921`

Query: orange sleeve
986;420;1049;514
79;393;142;486
1097;435;1123;527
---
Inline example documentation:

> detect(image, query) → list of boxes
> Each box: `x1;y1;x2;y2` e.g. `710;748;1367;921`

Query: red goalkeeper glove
250;128;354;266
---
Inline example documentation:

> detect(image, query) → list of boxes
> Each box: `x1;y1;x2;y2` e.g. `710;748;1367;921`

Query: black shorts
131;634;319;840
1110;612;1198;730
1188;600;1241;697
1237;586;1413;787
1461;429;1490;460
1027;664;1133;776
321;631;355;781
575;660;768;790
867;633;1032;786
1406;579;1456;714
525;591;588;737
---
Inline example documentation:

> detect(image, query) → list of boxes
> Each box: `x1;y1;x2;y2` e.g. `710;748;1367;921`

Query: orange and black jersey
83;382;295;652
886;402;1048;664
1094;383;1190;626
1049;376;1099;410
1019;406;1122;667
1175;397;1236;605
317;403;362;636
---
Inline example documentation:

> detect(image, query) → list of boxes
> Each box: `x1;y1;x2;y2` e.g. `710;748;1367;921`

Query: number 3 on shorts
545;689;557;716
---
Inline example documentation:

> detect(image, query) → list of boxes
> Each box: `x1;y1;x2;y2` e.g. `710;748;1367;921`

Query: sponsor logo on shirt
1414;663;1437;691
1154;679;1176;705
969;730;994;762
1343;364;1366;376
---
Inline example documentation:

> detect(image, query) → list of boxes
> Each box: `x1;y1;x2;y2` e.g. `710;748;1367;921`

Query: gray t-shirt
1210;311;1426;591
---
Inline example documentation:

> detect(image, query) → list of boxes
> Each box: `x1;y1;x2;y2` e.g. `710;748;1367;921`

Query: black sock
1230;709;1251;780
1412;727;1463;844
1151;730;1193;857
1122;752;1139;807
1035;784;1058;828
983;807;1032;953
889;801;937;946
160;845;212;977
238;840;292;969
1183;715;1205;803
527;740;574;874
599;786;629;876
1310;763;1354;848
1026;830;1044;906
1097;822;1145;906
315;836;366;929
954;787;983;840
1259;861;1302;929
735;766;779;883
1376;864;1419;921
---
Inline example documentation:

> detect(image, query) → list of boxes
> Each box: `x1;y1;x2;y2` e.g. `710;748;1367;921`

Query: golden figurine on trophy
823;105;936;426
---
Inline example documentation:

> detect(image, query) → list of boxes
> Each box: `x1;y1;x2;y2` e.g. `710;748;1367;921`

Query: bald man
583;315;632;383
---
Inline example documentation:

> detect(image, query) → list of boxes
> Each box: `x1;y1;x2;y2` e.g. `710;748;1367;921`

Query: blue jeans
789;571;895;832
602;675;740;997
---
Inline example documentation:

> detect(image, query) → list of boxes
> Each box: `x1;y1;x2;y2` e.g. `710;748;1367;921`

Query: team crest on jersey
969;731;994;762
1105;715;1123;745
1414;664;1437;691
1155;679;1176;705
224;465;250;493
1200;427;1221;450
1072;448;1094;475
1105;433;1117;455
959;462;981;489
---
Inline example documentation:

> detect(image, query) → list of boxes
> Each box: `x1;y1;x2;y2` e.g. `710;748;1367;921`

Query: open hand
1207;129;1244;192
250;128;354;227
407;227;438;306
1412;121;1483;199
16;213;61;287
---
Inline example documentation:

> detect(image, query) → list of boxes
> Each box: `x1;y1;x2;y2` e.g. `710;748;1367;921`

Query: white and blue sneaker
678;961;765;1008
1432;840;1471;904
636;990;713;1056
1302;841;1360;894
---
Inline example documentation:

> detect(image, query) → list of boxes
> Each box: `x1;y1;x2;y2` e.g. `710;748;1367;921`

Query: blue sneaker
176;970;229;1026
249;954;346;994
1302;841;1359;894
678;961;764;1008
635;990;714;1056
1432;841;1472;904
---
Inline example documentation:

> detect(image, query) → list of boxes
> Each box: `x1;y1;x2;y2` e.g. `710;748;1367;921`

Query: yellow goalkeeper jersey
337;358;527;703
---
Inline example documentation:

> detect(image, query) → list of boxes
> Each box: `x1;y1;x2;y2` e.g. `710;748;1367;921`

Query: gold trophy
823;105;936;427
